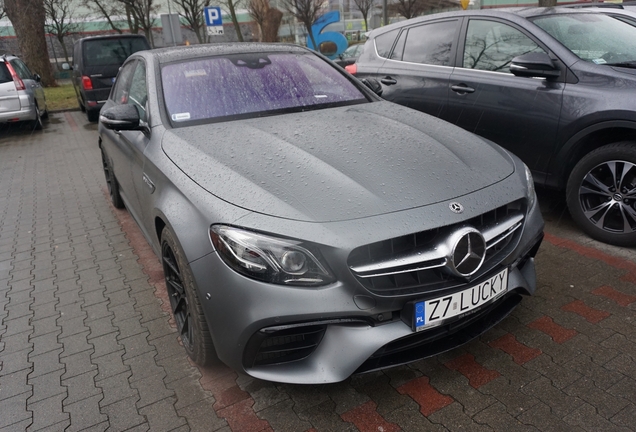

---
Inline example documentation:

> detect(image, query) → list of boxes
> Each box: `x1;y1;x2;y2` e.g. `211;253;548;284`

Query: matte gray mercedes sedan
98;43;544;384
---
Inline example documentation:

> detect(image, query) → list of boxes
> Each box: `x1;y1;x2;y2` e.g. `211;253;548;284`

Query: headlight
210;225;336;286
524;164;536;209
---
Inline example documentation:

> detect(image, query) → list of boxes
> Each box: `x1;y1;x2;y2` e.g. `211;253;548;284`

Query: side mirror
33;74;41;82
510;52;561;79
361;78;383;96
62;63;72;71
100;104;141;131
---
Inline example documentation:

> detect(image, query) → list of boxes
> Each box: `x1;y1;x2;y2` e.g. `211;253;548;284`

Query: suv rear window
83;38;149;67
0;62;11;84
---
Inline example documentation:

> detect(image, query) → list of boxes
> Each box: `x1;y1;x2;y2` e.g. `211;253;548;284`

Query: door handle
451;85;475;94
380;77;397;85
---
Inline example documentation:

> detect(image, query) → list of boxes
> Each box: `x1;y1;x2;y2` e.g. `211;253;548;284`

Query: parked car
563;3;636;25
0;54;47;130
334;43;364;67
98;43;543;384
70;34;150;122
353;8;636;246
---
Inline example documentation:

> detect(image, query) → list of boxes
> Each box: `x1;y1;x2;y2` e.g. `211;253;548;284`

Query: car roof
78;34;149;43
369;7;606;37
146;43;312;65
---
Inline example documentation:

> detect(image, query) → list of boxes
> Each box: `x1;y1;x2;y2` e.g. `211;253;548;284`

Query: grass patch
44;83;79;112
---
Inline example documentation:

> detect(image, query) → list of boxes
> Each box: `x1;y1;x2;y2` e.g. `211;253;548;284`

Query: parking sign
204;7;223;27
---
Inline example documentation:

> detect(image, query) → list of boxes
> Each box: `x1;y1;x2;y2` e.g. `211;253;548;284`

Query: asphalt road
0;112;635;432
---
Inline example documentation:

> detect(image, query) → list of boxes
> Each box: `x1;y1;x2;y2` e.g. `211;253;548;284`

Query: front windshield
532;13;636;65
161;52;367;125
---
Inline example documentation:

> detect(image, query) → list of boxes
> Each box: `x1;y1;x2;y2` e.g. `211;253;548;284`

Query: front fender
548;119;636;189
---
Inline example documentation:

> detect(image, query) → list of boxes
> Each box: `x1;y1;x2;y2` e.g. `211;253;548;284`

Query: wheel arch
551;121;636;189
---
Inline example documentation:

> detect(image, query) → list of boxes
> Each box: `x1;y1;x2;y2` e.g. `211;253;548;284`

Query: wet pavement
1;111;635;432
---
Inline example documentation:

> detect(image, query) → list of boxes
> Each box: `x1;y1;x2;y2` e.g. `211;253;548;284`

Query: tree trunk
5;0;56;87
262;7;282;42
227;1;244;42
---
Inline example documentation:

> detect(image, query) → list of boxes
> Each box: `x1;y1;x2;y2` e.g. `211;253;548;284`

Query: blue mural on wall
307;11;348;60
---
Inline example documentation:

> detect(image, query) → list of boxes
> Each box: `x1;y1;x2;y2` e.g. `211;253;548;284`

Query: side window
127;61;148;122
11;60;32;79
111;61;137;105
463;20;545;73
375;29;399;59
402;20;458;66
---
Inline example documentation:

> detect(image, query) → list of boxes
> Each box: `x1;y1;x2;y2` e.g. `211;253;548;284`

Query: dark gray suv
353;8;636;246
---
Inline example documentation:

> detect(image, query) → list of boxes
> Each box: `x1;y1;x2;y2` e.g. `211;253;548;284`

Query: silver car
0;54;48;129
98;44;544;384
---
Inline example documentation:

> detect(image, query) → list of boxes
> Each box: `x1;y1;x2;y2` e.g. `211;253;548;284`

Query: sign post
204;6;224;36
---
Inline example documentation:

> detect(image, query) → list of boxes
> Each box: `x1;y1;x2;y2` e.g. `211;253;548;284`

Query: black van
71;34;150;122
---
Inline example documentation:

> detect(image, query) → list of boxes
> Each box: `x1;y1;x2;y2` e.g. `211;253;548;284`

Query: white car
0;54;48;130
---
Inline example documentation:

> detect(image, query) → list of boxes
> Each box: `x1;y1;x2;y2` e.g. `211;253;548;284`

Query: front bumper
190;197;544;384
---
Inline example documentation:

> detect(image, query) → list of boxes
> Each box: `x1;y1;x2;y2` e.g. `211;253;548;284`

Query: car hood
162;102;514;222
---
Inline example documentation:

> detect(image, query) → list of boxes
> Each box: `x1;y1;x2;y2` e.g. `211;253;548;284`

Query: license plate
414;268;508;331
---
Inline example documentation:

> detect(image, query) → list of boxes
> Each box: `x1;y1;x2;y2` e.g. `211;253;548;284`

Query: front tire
101;148;125;209
566;142;636;246
161;227;218;366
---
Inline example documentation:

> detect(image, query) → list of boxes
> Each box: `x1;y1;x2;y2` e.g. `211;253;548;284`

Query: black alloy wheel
100;149;124;209
162;241;194;351
160;227;218;366
567;143;636;246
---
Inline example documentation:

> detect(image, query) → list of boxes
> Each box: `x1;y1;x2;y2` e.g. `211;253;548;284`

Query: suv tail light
81;76;93;90
345;64;357;75
5;61;25;91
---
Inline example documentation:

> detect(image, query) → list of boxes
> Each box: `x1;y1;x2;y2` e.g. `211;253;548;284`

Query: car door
375;19;461;120
447;18;565;178
102;61;144;218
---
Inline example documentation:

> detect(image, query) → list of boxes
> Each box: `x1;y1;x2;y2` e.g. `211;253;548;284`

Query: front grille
243;325;326;368
348;200;525;297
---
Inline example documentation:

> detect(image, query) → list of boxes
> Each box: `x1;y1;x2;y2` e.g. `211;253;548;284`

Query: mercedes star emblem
447;227;486;278
449;202;464;214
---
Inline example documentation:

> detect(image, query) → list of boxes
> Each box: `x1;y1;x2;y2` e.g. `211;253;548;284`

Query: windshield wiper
604;61;636;69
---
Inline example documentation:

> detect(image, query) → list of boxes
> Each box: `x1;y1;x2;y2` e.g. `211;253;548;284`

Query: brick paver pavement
1;112;635;431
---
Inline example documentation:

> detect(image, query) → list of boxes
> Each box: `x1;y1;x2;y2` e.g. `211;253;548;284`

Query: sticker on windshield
172;113;191;121
184;69;207;78
592;58;607;65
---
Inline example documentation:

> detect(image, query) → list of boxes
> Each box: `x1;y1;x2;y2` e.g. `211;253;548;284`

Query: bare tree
248;0;268;41
352;0;373;32
82;0;127;33
118;0;157;46
389;0;455;19
83;0;156;44
44;0;80;63
281;0;324;51
4;0;56;86
173;0;211;44
219;0;244;42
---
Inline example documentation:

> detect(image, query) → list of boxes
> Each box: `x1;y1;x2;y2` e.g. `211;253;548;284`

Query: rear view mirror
510;52;561;79
100;104;141;131
33;74;41;82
